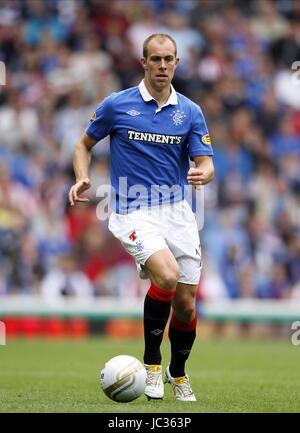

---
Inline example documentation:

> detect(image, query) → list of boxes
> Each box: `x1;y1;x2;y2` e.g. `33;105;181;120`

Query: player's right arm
68;132;96;206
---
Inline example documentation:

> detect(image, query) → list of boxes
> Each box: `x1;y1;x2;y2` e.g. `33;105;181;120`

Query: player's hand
69;178;91;206
187;167;207;187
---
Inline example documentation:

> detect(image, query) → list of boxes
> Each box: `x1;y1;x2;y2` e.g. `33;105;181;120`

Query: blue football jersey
86;81;213;213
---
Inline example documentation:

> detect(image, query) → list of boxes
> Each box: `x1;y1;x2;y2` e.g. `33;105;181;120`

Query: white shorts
108;200;202;285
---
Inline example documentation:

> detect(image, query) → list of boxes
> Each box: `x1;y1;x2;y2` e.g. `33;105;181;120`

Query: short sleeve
86;95;114;141
188;104;214;158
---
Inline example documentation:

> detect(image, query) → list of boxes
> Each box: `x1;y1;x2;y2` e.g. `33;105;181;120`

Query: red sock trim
147;283;176;302
170;313;197;332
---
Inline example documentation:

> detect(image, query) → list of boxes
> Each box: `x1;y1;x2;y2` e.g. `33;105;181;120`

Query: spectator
40;252;93;303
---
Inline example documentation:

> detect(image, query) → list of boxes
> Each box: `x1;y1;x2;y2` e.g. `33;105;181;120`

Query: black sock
143;294;171;365
168;319;197;377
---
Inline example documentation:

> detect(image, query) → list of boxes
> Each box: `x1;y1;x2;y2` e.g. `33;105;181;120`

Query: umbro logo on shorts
129;230;137;241
151;329;163;336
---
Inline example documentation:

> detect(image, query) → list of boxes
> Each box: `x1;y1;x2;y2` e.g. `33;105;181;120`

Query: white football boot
165;366;196;401
144;364;164;400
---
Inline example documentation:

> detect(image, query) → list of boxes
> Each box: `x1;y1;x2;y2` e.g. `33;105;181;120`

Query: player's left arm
187;155;214;186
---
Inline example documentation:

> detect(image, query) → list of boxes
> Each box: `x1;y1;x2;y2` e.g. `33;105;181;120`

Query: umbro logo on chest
127;110;141;116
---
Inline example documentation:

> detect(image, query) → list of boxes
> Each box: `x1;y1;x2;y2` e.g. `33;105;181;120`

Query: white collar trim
138;80;177;106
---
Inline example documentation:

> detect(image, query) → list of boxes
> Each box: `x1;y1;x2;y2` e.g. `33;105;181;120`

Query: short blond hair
143;34;177;58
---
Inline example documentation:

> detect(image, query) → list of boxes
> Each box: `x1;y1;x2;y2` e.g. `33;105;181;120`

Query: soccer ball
100;355;147;402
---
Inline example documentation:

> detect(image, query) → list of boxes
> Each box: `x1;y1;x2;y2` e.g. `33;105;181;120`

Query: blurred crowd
0;0;299;301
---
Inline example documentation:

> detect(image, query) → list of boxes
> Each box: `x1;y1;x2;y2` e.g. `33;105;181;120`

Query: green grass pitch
0;336;299;413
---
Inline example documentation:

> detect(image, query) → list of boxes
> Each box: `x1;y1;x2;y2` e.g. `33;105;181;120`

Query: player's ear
140;57;148;70
175;57;180;67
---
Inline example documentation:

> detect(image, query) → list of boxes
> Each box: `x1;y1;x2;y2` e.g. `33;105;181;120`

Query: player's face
141;38;179;91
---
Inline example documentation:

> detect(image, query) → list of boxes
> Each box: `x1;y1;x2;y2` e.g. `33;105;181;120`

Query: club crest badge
171;110;186;126
135;240;144;253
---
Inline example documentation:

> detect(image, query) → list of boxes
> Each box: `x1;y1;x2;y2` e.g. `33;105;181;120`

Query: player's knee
174;307;195;323
173;297;196;323
156;268;179;291
180;306;196;323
